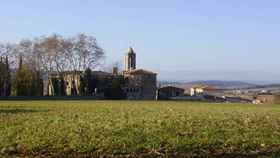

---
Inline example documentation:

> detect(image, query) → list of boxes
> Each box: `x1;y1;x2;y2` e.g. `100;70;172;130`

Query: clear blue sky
1;0;280;83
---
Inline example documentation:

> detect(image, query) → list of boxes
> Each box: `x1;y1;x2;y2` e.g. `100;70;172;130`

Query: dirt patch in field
0;108;49;114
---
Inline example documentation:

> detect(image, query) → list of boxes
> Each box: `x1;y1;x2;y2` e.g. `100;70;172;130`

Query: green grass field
1;101;280;157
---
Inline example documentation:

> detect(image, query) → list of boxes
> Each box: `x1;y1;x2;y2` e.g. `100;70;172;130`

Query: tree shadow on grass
0;108;50;114
9;151;280;158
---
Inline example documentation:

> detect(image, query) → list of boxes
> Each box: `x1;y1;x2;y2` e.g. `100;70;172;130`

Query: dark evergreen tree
0;56;11;96
5;56;11;96
81;68;94;96
60;76;66;96
15;63;31;96
30;71;43;96
0;57;5;96
15;55;43;96
104;76;126;99
52;78;61;96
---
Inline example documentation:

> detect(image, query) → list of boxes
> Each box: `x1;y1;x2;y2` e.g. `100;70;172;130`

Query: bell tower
124;47;136;71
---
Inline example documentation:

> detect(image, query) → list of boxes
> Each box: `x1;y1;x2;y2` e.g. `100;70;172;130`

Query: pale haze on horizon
1;0;280;83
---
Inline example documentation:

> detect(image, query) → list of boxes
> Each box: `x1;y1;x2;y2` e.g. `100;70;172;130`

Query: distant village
0;34;280;104
159;83;280;104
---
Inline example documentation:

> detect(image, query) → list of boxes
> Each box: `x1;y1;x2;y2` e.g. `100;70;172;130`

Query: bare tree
63;33;105;71
33;34;65;95
0;33;105;96
0;43;16;68
14;39;37;70
36;34;65;73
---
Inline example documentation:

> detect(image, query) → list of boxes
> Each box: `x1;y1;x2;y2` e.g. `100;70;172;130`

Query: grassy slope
0;101;280;157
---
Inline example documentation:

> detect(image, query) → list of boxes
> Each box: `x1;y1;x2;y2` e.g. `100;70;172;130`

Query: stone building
123;69;157;99
255;93;280;104
158;86;185;99
45;71;115;96
190;85;216;96
45;47;157;100
46;71;82;96
123;47;157;100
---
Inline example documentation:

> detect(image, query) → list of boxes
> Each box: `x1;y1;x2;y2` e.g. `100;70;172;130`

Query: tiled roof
192;85;216;90
159;86;185;91
92;71;112;76
125;69;157;75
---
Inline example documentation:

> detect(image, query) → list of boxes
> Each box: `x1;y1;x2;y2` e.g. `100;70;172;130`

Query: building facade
123;47;157;100
158;86;185;99
123;69;157;100
190;85;216;96
46;71;82;96
256;94;280;104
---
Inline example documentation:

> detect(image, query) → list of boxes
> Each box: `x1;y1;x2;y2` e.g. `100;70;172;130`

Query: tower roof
127;47;135;54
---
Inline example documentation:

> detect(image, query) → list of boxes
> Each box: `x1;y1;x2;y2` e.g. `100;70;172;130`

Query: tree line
0;33;107;97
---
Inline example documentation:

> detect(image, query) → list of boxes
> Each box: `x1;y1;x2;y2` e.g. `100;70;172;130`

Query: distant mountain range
159;80;258;89
184;80;258;89
160;80;280;90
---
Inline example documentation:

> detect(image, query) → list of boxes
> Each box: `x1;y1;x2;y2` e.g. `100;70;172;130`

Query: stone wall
124;73;157;100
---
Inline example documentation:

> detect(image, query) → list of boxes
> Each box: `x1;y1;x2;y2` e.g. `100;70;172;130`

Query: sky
1;0;280;83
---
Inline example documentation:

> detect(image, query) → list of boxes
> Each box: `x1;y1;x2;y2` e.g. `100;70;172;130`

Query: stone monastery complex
45;47;157;100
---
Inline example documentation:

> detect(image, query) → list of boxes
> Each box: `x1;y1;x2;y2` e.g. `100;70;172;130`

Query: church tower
124;47;136;71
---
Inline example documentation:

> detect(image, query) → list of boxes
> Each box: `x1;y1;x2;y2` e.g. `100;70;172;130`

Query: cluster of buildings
1;43;279;103
44;47;158;100
40;47;280;103
158;84;280;104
